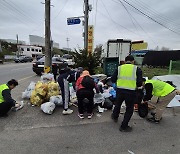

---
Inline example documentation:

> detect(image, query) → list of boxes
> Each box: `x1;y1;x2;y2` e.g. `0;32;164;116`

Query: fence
169;60;180;74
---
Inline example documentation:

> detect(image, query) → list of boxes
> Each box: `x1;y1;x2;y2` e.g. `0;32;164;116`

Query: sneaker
147;117;160;124
62;109;73;115
111;113;118;122
119;126;132;132
78;114;84;119
87;113;93;119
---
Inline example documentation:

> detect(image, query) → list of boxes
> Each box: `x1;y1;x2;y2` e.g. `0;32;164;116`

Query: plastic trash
22;81;36;99
41;102;56;115
94;93;105;104
98;106;104;113
50;95;63;106
12;101;24;111
41;73;54;82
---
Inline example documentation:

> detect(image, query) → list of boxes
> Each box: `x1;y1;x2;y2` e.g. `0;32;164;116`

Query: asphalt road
0;62;35;84
0;62;180;154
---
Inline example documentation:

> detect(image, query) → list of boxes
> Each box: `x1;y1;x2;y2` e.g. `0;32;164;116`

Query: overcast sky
0;0;180;50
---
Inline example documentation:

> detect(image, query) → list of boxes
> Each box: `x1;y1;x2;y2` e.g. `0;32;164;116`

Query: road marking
18;75;36;82
11;66;31;71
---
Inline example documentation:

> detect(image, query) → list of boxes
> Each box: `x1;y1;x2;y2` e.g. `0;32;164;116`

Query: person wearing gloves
111;55;143;132
58;67;74;115
142;79;180;124
76;70;99;119
0;79;19;117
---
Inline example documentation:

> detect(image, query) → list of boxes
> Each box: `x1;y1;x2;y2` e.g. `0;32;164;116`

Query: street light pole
44;0;51;73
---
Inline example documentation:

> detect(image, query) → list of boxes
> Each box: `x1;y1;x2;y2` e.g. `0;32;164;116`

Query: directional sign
67;18;81;25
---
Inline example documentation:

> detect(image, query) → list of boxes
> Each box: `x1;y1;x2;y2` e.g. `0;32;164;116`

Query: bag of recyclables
41;102;56;114
50;95;63;106
22;81;36;99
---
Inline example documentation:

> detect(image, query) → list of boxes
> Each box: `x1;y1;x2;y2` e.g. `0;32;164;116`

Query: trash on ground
41;102;56;114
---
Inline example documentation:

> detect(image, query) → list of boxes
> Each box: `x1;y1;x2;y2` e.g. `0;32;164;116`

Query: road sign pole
84;0;89;51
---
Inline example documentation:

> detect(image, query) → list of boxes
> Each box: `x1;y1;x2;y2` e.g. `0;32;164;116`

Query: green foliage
142;66;180;79
73;45;103;74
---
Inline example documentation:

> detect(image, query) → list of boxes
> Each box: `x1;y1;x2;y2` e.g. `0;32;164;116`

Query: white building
17;45;43;57
29;35;59;49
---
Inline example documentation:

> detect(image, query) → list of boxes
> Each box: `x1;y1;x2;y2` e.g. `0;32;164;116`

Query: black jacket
2;88;16;106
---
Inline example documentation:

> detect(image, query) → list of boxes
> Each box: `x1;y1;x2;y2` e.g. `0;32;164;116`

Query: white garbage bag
41;73;54;82
40;102;56;114
50;95;63;106
94;93;105;104
22;81;36;99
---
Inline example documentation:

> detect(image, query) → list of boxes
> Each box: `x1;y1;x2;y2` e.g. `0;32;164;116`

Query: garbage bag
103;98;113;110
35;81;48;97
50;95;63;106
41;102;56;115
94;93;105;104
46;81;60;100
22;81;36;99
41;73;54;82
138;103;148;118
30;90;44;106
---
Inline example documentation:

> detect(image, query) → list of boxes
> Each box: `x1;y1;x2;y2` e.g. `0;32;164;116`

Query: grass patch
141;66;180;79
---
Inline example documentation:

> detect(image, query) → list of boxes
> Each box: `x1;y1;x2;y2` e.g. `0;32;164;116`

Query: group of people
111;55;180;132
0;55;179;133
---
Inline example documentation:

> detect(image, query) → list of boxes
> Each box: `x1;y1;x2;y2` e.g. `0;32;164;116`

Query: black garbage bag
103;98;113;110
138;103;148;118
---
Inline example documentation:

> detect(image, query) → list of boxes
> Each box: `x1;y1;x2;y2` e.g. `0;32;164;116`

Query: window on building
27;48;30;51
39;50;42;52
31;48;34;52
36;49;38;52
21;48;24;51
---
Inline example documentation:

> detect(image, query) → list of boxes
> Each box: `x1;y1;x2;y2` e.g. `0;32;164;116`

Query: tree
73;45;103;74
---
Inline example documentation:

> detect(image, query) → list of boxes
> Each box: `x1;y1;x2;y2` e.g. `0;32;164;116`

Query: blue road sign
67;18;81;25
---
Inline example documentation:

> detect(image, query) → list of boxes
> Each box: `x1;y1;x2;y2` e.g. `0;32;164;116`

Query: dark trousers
76;89;94;114
113;89;136;129
0;102;13;116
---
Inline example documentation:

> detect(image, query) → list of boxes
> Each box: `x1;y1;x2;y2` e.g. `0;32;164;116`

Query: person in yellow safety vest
0;79;18;117
111;55;143;132
142;79;180;124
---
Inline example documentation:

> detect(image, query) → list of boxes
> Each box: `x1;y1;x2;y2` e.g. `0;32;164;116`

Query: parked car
32;57;68;75
36;55;44;61
14;56;33;63
62;54;75;66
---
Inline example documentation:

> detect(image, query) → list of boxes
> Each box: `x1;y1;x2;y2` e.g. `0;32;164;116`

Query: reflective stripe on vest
0;84;9;103
145;80;175;97
117;64;137;90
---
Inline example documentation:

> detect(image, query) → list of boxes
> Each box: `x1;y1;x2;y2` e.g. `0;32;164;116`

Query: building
29;35;59;49
17;45;43;57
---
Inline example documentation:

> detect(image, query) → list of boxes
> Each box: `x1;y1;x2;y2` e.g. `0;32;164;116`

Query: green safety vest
0;84;9;103
117;64;137;90
145;80;175;97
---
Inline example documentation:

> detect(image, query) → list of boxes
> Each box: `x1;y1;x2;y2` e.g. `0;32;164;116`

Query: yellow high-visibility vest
145;80;175;97
0;84;9;103
117;64;137;90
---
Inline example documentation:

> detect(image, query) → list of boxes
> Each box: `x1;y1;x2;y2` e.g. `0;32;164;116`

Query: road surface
0;62;180;154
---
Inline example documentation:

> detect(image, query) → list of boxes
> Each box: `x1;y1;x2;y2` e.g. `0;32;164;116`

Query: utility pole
84;0;89;51
66;37;70;54
44;0;51;73
16;34;19;57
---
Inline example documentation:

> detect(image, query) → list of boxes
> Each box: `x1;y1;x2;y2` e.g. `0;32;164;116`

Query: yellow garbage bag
46;81;60;100
30;90;44;106
35;81;48;97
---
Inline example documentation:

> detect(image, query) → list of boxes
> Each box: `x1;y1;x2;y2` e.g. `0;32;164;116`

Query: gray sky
0;0;180;50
